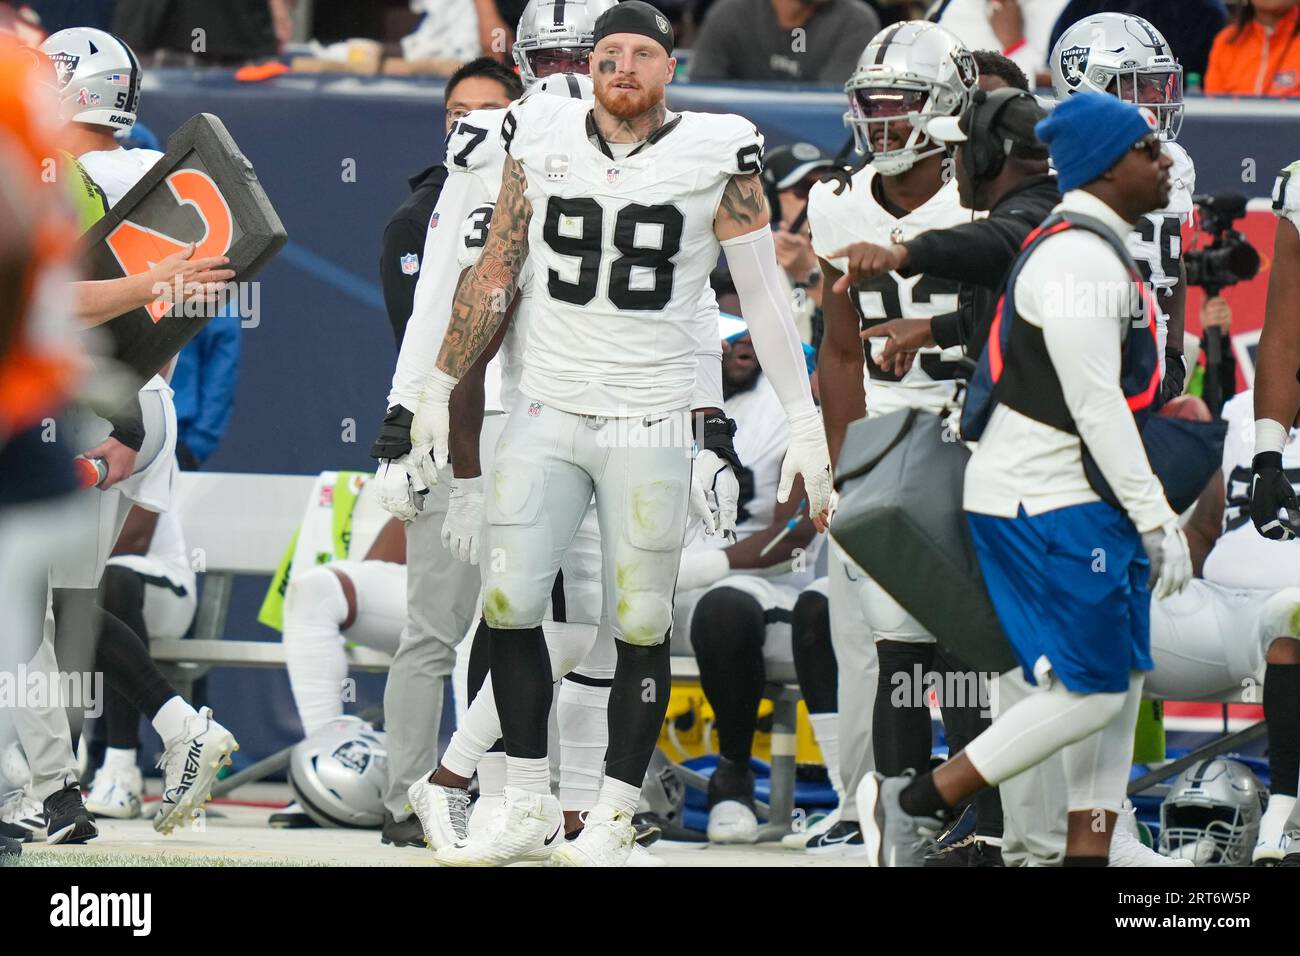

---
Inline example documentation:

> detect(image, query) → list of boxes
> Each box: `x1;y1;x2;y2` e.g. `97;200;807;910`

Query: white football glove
778;409;833;524
1141;519;1192;600
441;475;484;564
410;370;458;491
689;449;740;543
375;454;428;522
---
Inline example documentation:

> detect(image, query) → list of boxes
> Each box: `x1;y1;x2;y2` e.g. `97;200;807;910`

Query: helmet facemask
845;71;963;176
1158;800;1254;866
1103;64;1184;141
521;46;592;84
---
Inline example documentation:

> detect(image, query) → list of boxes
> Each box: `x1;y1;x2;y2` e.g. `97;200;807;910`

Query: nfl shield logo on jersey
429;211;440;229
1060;45;1089;88
607;167;621;184
890;227;904;244
399;253;419;275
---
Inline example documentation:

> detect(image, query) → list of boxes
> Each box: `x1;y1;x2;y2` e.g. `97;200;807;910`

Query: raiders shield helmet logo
1060;44;1089;88
952;50;977;89
48;51;79;88
331;740;372;775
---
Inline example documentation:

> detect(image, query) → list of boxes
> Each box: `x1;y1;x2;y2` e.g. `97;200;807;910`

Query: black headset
963;87;1041;185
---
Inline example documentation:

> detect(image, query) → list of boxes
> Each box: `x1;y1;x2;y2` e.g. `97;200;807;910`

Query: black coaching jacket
901;173;1061;369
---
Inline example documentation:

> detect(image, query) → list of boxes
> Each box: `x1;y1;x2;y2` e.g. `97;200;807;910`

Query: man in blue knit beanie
858;92;1191;867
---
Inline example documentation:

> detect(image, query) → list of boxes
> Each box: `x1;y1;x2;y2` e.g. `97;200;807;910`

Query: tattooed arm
436;156;532;378
713;172;771;241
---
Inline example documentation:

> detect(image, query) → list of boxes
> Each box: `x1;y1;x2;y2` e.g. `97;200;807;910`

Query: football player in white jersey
1252;160;1300;544
1050;12;1196;400
809;21;998;852
419;1;830;867
370;20;614;846
378;2;679;864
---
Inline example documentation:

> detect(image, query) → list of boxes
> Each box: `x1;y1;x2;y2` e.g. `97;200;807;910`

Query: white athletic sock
102;747;137;772
151;696;198;745
597;776;641;817
507;756;552;795
477;751;506;798
282;568;349;736
808;712;843;799
442;675;503;779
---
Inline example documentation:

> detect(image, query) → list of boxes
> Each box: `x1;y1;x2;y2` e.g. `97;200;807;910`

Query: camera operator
839;57;1057;372
1183;193;1260;417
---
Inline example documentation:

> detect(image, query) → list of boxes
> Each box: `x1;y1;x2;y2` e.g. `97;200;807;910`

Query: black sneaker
1280;852;1300;868
633;818;662;847
380;811;425;848
969;840;1004;867
805;820;866;856
1;834;20;860
44;783;97;845
0;818;32;844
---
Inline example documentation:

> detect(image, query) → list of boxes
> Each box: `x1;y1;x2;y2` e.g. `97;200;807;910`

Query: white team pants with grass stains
483;398;691;647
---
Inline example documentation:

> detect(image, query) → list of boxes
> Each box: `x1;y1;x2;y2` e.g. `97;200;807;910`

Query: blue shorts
966;502;1152;694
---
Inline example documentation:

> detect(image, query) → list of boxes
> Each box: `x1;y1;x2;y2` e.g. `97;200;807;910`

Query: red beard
596;79;659;119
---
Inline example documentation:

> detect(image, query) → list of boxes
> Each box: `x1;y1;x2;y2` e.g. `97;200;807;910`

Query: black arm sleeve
931;311;965;351
902;207;1041;290
379;217;426;350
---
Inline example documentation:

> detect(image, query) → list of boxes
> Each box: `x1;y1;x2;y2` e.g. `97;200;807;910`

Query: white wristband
1255;418;1289;457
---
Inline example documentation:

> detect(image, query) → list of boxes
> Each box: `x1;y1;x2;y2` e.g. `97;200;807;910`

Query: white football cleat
85;764;143;820
468;793;503;839
1253;807;1295;865
153;707;238;835
1111;804;1192;867
625;842;666;867
547;803;637;867
406;776;471;850
433;787;562;867
707;799;759;844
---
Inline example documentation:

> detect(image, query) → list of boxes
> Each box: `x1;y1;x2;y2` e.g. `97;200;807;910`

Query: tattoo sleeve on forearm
716;173;769;233
436;156;532;378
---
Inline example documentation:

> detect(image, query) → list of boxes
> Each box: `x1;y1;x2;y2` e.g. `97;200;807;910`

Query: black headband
592;1;675;56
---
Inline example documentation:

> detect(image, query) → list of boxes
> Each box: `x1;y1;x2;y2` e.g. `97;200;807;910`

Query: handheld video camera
1184;193;1260;296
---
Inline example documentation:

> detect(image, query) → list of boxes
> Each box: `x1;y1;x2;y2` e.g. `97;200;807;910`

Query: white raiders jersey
385;112;508;413
449;107;725;414
1203;391;1300;591
1273;159;1300;229
79;146;163;207
808;166;971;418
501;93;763;416
1126;141;1195;355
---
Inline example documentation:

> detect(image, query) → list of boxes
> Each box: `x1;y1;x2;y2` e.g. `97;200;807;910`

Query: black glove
1250;451;1299;541
700;413;743;472
368;405;414;461
1161;347;1186;403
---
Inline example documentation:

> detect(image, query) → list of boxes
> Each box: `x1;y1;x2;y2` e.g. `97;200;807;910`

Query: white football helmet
513;0;618;88
288;717;388;828
531;70;595;101
40;27;141;131
1050;13;1184;141
1157;758;1265;866
844;21;977;176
